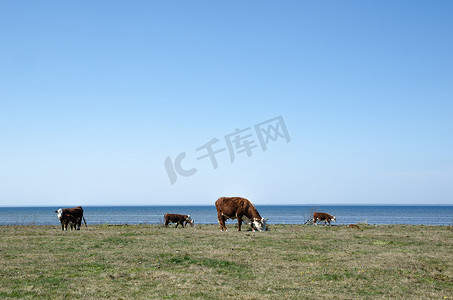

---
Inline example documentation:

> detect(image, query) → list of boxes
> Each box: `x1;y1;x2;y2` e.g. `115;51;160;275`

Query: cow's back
215;197;260;218
215;197;245;217
64;206;84;218
164;213;187;222
314;212;332;220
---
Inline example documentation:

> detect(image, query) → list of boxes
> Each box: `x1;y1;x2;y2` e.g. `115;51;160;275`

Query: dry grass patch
0;224;451;299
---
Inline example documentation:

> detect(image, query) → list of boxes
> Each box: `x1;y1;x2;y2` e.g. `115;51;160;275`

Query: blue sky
1;1;452;206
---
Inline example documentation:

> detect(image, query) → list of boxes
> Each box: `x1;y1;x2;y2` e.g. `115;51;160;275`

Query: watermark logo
165;115;290;185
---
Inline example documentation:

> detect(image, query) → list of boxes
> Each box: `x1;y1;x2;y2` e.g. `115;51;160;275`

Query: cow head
252;218;267;232
331;216;336;222
185;215;194;227
55;209;63;220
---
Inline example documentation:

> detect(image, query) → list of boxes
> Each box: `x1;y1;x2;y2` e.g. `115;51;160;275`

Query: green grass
0;224;451;299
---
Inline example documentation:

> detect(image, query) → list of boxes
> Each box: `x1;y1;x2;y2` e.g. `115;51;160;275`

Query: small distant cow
313;212;336;226
215;197;266;232
164;214;194;228
65;214;81;230
55;206;87;231
348;224;360;229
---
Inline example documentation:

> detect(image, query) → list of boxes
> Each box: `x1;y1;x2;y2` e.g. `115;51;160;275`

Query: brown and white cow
55;206;87;231
313;212;336;226
164;213;193;228
215;197;266;232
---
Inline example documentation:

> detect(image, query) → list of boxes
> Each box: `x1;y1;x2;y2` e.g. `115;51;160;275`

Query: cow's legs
218;215;226;231
164;220;169;227
217;211;227;231
180;221;184;228
237;215;242;232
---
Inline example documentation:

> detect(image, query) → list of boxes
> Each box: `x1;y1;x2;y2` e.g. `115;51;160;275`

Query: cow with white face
164;213;194;228
313;212;336;226
215;197;267;232
55;206;87;231
184;216;194;227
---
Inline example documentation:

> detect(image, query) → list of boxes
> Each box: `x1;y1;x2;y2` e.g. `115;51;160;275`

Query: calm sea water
0;205;452;226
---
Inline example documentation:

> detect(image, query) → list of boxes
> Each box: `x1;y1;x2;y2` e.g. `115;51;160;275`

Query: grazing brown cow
313;212;336;226
215;197;266;232
164;214;193;228
55;206;87;231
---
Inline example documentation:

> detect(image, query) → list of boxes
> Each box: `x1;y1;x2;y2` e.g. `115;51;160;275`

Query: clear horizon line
1;203;452;208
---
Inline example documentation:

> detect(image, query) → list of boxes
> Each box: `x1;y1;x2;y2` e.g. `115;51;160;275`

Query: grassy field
0;224;452;299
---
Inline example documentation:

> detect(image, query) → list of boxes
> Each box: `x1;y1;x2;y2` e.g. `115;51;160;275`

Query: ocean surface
0;205;452;226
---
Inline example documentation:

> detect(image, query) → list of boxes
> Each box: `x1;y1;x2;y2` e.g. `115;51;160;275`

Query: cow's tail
82;216;87;227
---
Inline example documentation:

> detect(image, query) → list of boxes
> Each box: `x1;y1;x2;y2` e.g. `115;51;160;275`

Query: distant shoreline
2;205;452;226
1;204;452;208
1;223;451;227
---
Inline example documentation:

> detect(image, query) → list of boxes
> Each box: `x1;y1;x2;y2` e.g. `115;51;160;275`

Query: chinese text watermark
165;115;290;185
